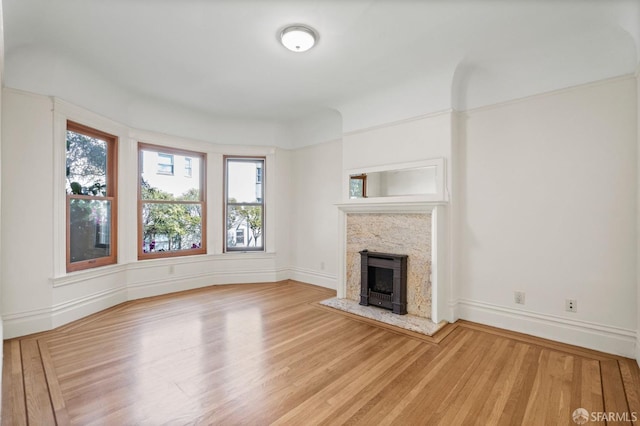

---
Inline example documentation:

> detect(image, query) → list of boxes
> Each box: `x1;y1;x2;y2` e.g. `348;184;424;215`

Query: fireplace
359;250;408;315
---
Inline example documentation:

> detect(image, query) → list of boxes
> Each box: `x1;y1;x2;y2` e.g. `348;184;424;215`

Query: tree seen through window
138;145;206;259
66;122;117;272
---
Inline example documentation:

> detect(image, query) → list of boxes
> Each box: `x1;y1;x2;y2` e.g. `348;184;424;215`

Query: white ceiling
3;0;639;126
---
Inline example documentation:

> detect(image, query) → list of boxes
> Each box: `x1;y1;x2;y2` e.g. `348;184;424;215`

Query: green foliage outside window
141;178;202;253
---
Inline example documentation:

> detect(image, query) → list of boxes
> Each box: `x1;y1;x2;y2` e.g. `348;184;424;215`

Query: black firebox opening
359;250;408;315
368;266;393;294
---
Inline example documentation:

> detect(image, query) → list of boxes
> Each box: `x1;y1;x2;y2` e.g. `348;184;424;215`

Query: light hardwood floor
2;280;639;425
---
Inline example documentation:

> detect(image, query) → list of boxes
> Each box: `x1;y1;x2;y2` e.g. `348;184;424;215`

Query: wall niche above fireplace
345;158;446;203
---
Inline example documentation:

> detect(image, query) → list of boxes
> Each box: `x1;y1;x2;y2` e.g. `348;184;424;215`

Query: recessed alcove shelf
345;158;447;203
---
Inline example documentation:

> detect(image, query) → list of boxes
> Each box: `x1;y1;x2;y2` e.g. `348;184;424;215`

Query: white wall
457;76;638;356
289;139;342;289
1;90;55;335
274;148;292;276
342;112;452;172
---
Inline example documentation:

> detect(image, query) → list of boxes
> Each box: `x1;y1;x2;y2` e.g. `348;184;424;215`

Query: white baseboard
52;287;127;329
3;306;54;339
457;298;636;358
288;267;337;290
4;266;290;339
3;288;128;339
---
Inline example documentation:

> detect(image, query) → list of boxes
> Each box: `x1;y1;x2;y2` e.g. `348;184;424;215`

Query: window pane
69;198;112;263
66;130;108;196
141;203;202;253
227;160;263;203
226;205;263;249
141;149;201;200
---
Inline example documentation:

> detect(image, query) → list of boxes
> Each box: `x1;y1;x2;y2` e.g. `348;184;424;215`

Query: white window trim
52;99;132;278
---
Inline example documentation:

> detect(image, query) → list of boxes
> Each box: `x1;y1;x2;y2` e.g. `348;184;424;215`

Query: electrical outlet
514;291;525;305
566;299;577;313
169;265;175;275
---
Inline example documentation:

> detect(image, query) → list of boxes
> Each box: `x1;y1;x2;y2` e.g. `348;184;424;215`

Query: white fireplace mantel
336;196;446;213
335;198;453;323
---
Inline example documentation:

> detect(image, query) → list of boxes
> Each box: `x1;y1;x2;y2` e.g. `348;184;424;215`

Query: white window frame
53;99;130;277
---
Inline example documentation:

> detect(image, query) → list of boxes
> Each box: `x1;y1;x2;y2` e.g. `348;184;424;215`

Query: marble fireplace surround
336;200;450;324
348;214;430;317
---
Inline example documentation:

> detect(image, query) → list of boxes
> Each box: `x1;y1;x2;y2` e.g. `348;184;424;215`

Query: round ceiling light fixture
280;25;317;52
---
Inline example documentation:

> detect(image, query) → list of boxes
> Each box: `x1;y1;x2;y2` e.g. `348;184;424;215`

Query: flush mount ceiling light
280;25;317;52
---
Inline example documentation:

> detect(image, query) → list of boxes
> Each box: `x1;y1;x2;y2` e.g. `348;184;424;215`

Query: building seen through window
157;153;174;175
139;145;206;258
66;121;118;272
225;157;265;251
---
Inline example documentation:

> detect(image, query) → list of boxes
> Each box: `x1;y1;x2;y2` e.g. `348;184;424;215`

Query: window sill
221;251;275;258
134;251;276;265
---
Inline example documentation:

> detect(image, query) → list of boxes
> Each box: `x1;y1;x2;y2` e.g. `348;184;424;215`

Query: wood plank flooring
2;280;639;425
